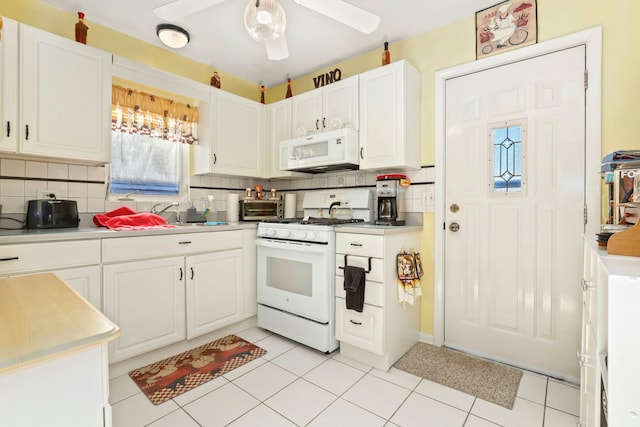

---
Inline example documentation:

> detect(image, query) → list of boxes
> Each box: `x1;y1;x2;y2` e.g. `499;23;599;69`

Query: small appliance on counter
375;174;409;226
26;198;79;229
239;198;283;221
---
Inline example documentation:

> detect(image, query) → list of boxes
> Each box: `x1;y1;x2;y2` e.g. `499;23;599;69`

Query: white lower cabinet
0;344;111;427
186;249;243;339
581;238;640;427
102;230;247;363
335;303;383;355
0;239;101;309
335;229;420;371
103;257;186;363
53;265;101;310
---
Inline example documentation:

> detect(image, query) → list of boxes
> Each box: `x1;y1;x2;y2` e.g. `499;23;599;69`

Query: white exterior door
444;46;585;378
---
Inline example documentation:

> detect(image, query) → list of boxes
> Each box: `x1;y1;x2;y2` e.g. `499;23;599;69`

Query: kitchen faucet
151;202;181;223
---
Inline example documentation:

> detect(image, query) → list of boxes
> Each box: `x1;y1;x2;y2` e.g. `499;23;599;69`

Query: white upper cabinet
0;17;18;153
19;24;112;163
291;75;359;136
266;98;309;179
358;60;421;171
193;87;264;178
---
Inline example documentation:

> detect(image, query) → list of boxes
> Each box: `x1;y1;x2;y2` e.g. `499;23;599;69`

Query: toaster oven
239;199;283;221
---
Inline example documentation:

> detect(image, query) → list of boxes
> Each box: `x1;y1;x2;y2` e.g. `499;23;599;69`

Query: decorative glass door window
489;120;526;194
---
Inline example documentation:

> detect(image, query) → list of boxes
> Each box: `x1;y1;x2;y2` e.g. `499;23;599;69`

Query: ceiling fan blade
265;35;289;60
293;0;380;34
153;0;228;21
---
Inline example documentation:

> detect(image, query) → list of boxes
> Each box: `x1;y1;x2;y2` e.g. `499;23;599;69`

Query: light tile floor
110;327;580;427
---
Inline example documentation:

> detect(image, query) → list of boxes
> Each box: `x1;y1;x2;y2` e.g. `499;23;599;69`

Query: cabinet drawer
335;297;383;355
0;240;100;274
102;231;242;262
335;276;384;307
336;233;383;258
335;254;384;283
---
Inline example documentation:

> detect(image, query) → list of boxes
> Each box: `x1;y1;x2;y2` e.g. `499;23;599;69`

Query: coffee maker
375;174;406;226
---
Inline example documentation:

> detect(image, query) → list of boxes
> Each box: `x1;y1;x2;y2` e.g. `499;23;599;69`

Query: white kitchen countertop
0;222;257;244
0;273;119;375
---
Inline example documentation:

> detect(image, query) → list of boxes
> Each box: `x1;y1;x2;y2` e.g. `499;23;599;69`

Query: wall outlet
421;191;434;205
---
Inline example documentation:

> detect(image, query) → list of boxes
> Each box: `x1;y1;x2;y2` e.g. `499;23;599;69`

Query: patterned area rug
129;334;267;405
394;343;522;409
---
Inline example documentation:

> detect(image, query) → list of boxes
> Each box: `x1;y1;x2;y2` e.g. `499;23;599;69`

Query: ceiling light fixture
156;24;190;49
244;0;286;44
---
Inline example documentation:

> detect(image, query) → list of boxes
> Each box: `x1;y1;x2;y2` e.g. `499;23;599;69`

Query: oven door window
267;257;313;296
257;240;330;323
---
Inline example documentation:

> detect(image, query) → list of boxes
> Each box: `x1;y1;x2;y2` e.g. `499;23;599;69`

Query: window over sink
107;80;197;202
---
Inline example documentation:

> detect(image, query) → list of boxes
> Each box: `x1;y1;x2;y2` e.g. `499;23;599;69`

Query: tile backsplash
0;158;434;223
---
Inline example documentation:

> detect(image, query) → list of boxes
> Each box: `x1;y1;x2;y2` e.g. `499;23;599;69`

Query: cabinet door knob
316;119;320;130
6;121;10;138
190;267;194;280
0;256;19;262
322;117;326;129
179;267;183;281
25;124;29;140
349;319;362;325
360;147;364;159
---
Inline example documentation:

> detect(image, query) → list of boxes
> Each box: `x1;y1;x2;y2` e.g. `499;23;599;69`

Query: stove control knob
306;231;316;240
266;229;276;237
279;230;291;238
295;230;307;240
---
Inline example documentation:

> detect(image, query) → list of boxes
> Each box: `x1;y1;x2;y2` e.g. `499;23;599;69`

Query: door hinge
584;205;588;225
584;70;588;90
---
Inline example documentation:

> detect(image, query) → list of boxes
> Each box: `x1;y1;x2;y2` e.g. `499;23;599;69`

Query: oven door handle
256;238;328;254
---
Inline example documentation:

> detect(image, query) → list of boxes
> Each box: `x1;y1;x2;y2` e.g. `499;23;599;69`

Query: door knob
449;222;460;232
450;204;460;213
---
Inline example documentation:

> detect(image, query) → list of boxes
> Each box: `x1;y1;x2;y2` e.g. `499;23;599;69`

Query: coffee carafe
375;174;406;226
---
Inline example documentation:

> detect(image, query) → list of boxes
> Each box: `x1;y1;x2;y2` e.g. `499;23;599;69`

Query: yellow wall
3;0;639;335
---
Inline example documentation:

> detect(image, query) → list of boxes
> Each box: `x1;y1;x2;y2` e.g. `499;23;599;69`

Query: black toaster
26;199;80;229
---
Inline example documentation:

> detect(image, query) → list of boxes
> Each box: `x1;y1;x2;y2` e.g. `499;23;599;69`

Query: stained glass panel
492;124;523;193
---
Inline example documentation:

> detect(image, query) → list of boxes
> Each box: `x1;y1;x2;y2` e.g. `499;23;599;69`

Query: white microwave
280;128;359;173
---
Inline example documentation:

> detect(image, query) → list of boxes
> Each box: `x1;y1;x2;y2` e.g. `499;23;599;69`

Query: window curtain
110;86;198;196
111;85;199;144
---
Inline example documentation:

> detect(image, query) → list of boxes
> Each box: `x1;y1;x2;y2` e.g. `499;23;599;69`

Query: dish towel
93;206;177;231
343;265;366;312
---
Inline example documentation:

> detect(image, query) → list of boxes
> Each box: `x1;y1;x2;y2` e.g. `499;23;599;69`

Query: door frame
433;27;602;347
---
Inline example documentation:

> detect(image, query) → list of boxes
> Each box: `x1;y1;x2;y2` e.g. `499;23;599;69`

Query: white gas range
256;189;372;353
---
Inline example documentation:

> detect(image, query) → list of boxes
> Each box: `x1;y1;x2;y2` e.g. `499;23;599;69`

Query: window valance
111;85;199;144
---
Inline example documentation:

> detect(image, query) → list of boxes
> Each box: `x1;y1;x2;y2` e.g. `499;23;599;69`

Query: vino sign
313;68;342;88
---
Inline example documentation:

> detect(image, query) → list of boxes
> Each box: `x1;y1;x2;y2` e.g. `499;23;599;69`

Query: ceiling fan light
156;24;190;49
256;10;273;25
244;0;286;43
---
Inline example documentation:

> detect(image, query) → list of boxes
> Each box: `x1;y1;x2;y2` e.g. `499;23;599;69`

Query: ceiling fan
152;0;381;60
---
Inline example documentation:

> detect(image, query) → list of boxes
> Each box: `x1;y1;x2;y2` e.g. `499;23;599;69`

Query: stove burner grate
260;217;365;225
300;217;365;225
